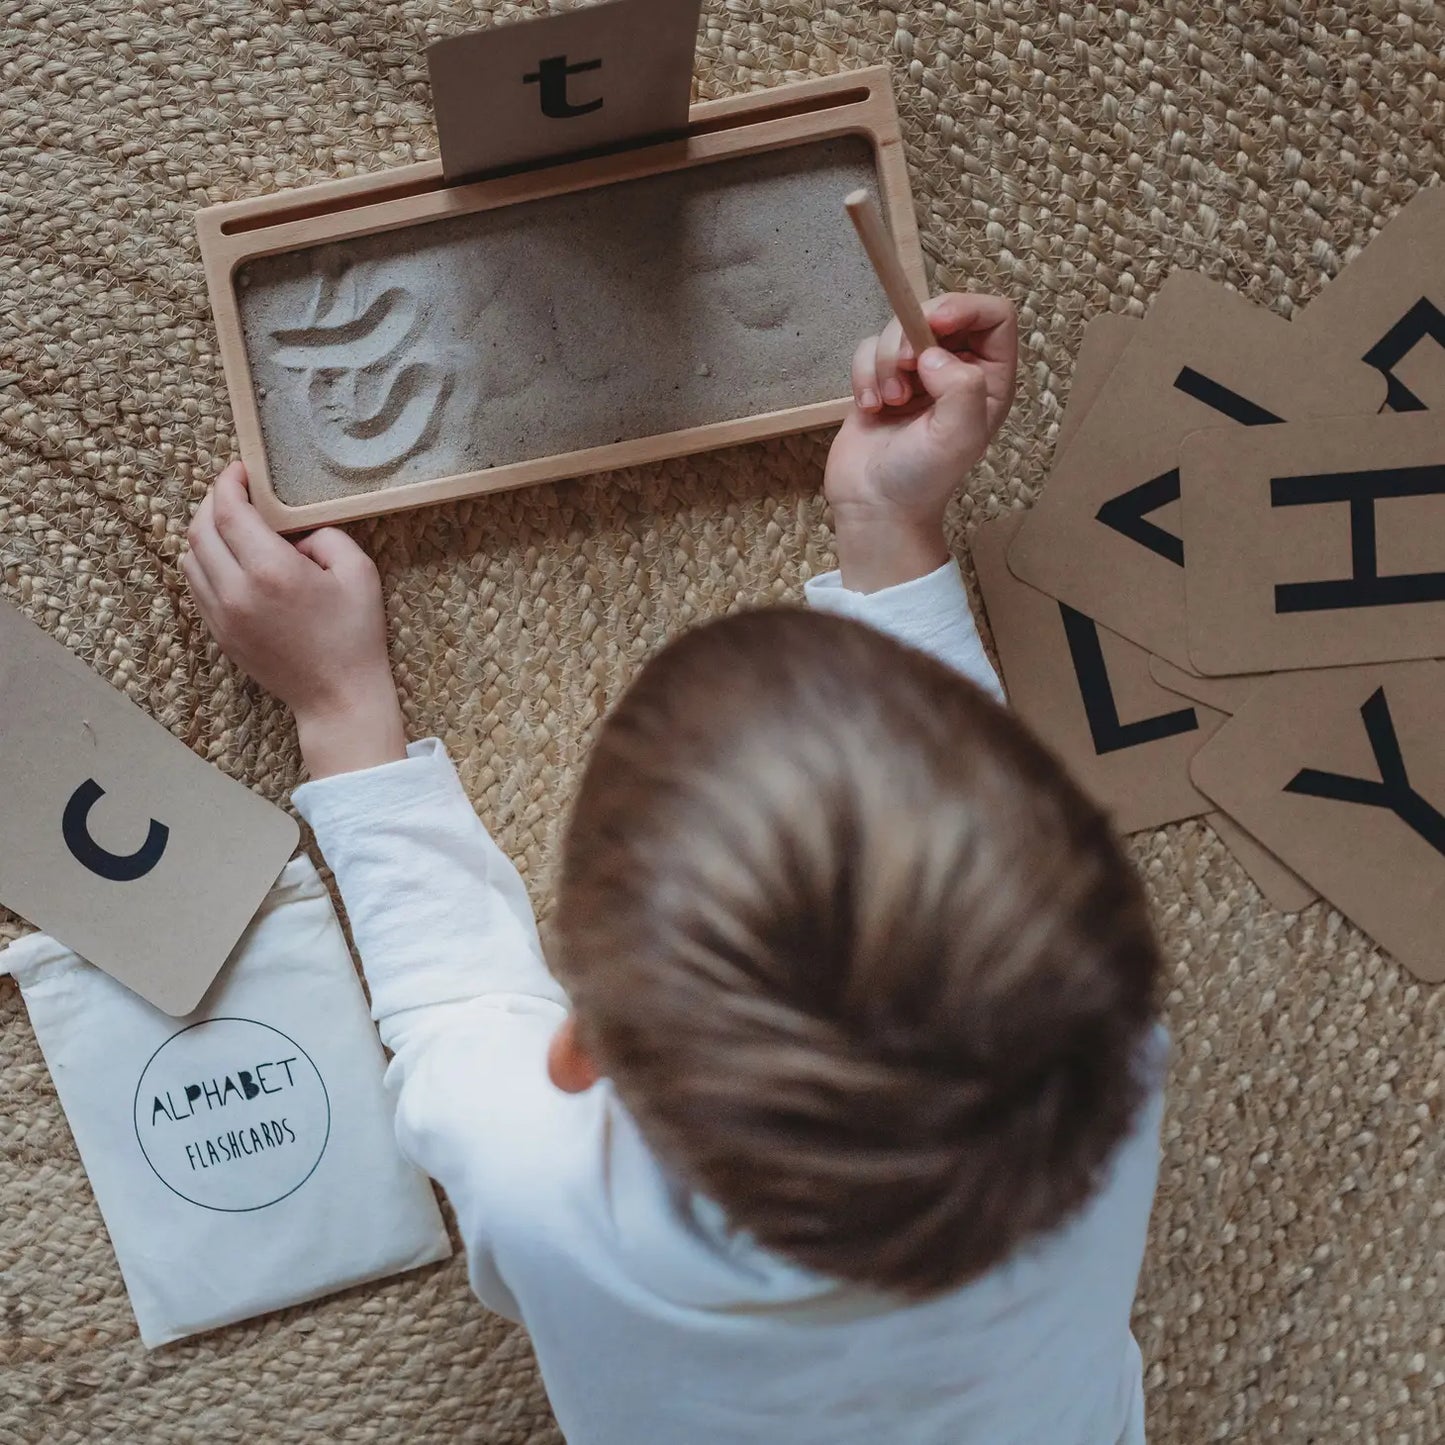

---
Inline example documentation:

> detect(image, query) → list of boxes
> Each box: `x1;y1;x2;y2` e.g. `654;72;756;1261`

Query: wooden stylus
844;189;934;356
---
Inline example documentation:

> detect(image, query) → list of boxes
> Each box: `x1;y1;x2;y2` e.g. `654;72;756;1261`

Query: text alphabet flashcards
427;0;704;182
0;601;298;1014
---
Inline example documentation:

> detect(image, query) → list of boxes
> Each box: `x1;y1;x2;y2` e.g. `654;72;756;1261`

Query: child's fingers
294;527;368;574
893;295;990;370
922;293;1019;367
187;490;243;587
179;546;222;623
211;464;290;571
296;528;355;566
916;347;989;449
874;318;911;406
850;335;883;412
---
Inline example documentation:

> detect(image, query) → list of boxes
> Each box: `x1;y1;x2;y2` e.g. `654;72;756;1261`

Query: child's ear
547;1014;604;1094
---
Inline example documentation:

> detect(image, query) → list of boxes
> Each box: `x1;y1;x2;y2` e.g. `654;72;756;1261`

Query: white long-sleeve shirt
293;563;1164;1445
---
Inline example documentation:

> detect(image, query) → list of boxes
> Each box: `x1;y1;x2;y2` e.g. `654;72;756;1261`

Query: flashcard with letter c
0;601;299;1014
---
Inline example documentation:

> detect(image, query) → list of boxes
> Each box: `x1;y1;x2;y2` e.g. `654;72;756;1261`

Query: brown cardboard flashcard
1055;312;1140;456
1182;412;1445;674
1206;813;1317;913
1007;271;1387;667
1190;661;1445;981
1298;186;1445;414
0;601;300;1014
973;514;1224;833
428;0;703;181
1148;656;1261;715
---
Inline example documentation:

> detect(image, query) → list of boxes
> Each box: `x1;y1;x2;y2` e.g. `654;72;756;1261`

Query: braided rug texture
2;3;1442;1441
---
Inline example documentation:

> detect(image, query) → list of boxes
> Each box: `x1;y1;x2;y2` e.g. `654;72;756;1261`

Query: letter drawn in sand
269;272;453;482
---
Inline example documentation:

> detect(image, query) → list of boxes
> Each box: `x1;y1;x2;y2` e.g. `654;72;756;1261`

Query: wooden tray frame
196;67;925;531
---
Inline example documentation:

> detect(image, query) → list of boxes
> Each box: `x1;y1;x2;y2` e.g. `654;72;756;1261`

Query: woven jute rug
3;3;1442;1441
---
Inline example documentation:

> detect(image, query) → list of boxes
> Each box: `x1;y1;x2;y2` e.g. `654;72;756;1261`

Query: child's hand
825;293;1017;592
183;461;407;778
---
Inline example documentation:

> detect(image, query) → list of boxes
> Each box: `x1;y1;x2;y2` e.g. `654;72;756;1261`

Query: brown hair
553;607;1161;1297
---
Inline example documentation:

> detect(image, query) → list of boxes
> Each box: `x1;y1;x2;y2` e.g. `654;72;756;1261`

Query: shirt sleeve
804;561;1004;700
293;739;576;1319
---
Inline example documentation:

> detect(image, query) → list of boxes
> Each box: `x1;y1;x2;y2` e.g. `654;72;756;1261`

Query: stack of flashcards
972;186;1445;982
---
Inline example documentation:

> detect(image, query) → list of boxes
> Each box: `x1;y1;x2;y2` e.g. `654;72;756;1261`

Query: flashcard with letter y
1190;661;1445;982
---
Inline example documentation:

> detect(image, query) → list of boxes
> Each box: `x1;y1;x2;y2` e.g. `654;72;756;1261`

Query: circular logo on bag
132;1017;331;1212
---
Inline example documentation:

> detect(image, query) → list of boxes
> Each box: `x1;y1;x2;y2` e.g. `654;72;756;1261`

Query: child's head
550;608;1161;1298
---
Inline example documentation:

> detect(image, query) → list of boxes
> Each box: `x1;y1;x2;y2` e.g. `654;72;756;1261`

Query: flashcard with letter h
1183;413;1445;674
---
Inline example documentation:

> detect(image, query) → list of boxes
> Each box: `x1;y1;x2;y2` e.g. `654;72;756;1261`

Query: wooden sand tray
197;68;924;530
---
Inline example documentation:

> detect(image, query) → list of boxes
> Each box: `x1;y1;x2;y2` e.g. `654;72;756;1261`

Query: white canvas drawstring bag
0;854;451;1347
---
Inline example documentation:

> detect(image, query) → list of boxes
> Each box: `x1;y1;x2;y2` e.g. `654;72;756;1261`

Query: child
185;294;1165;1445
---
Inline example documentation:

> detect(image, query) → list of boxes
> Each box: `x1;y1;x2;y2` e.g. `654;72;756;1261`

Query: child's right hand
824;294;1017;592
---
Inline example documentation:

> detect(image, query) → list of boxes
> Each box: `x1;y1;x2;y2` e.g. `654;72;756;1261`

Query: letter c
62;778;169;882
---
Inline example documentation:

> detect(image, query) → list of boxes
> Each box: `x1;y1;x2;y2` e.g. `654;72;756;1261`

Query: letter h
1272;464;1445;613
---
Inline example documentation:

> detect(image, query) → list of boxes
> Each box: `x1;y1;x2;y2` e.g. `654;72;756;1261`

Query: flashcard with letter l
0;601;299;1014
427;0;703;182
1298;185;1445;413
1007;271;1387;668
1182;412;1445;675
972;514;1224;834
1190;661;1445;982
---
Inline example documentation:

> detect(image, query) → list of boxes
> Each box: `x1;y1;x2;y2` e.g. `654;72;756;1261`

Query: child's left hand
183;461;407;778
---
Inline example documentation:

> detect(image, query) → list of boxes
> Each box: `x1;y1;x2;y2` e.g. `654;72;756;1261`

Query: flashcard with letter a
0;601;299;1014
1297;186;1445;413
1008;271;1387;668
1182;412;1445;674
1190;661;1445;981
972;514;1224;833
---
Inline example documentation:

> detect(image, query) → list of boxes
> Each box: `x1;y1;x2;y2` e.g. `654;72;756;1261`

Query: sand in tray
235;137;897;506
